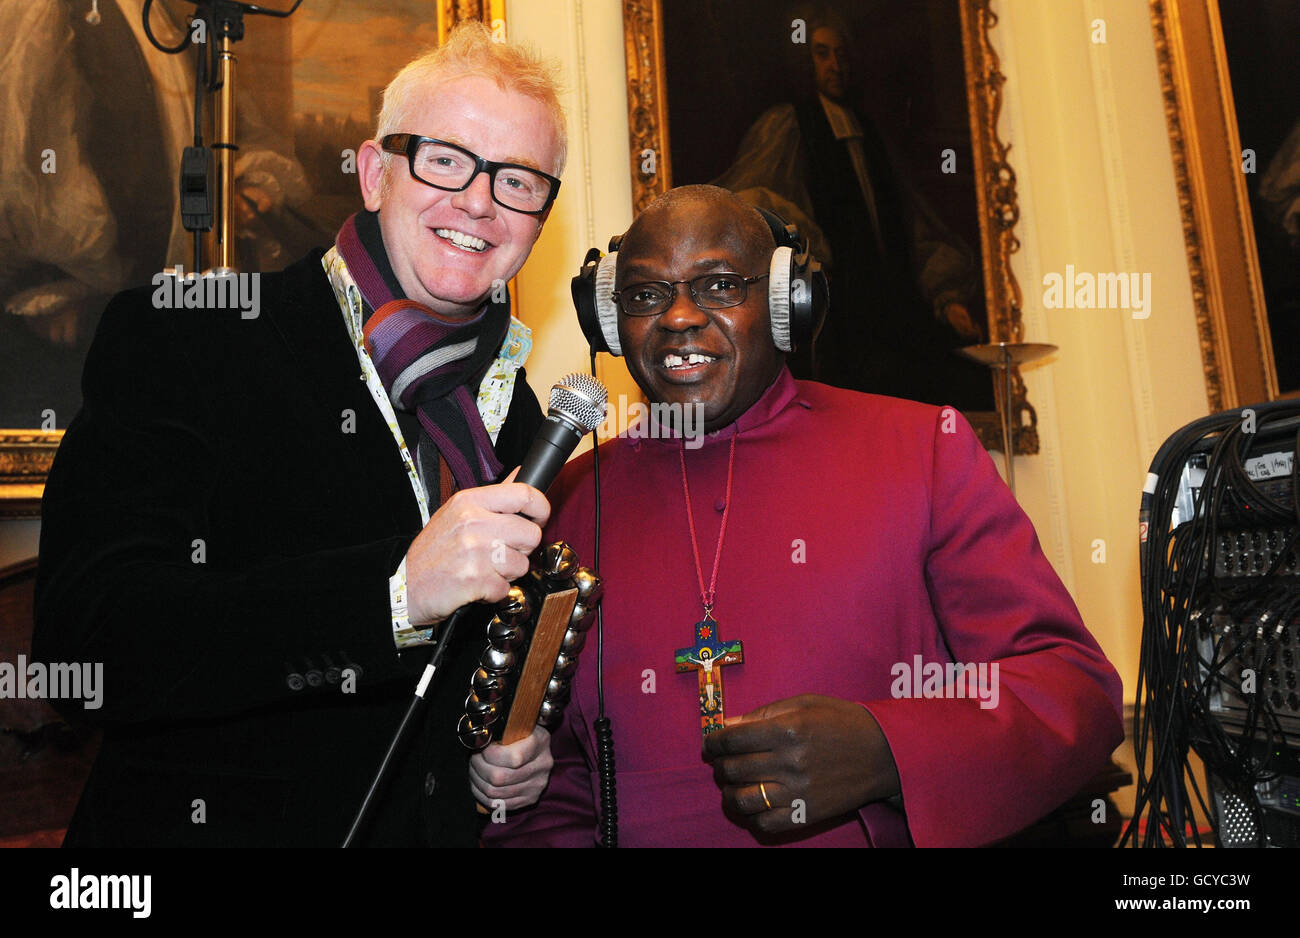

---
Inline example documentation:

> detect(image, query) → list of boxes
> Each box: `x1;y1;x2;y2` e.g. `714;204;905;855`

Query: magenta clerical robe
484;368;1123;847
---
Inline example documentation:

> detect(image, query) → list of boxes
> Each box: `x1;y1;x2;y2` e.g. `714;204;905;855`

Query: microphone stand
341;606;471;848
199;0;304;273
208;2;241;274
141;0;303;273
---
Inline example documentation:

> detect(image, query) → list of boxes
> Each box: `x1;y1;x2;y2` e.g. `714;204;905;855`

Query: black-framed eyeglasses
381;134;561;215
613;273;770;317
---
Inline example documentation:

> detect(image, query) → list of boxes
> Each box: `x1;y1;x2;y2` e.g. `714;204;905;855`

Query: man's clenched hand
405;468;550;626
469;726;554;811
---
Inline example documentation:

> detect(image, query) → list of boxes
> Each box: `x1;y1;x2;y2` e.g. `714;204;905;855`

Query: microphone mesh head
549;373;608;433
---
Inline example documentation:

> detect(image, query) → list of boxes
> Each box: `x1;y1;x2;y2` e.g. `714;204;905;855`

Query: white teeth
662;353;717;369
434;228;487;252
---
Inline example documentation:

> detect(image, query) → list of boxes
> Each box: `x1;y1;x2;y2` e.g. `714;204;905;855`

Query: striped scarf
336;211;508;490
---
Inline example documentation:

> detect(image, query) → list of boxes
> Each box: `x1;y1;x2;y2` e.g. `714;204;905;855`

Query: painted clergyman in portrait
664;1;994;410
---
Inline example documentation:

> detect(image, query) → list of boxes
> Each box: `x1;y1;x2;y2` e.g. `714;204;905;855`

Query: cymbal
955;341;1059;367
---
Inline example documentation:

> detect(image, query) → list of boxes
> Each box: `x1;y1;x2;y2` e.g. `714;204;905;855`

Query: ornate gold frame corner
622;0;1038;454
0;431;61;519
623;0;673;213
1149;0;1277;411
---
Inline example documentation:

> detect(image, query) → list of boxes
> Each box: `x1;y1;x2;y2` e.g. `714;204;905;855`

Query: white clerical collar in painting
819;93;863;142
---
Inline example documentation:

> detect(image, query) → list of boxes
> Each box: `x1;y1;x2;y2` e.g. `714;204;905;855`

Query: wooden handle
500;588;578;745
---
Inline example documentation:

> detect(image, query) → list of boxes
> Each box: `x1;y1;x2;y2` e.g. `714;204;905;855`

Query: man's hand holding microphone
407;374;607;812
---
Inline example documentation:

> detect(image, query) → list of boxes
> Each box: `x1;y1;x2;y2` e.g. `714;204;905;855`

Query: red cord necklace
673;429;746;738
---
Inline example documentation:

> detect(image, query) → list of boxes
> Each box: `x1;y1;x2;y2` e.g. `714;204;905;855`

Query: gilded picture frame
621;0;1038;454
1149;0;1285;412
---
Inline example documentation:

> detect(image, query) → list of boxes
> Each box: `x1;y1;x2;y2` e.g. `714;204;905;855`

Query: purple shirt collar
637;366;805;447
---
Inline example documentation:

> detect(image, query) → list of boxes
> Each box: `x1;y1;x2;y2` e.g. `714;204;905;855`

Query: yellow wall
990;0;1210;699
505;0;642;446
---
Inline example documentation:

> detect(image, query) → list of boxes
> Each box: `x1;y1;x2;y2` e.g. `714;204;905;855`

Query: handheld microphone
515;373;608;493
342;372;607;847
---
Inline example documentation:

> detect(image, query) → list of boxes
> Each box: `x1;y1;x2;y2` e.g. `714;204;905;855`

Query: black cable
1293;427;1300;526
142;0;192;53
225;0;305;16
590;349;618;848
1130;414;1234;845
1126;402;1300;847
1142;428;1224;844
192;32;205;147
191;31;206;272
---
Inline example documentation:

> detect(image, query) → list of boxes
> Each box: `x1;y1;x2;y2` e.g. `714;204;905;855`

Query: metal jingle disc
568;603;596;632
465;691;498;723
537;698;565;729
573;568;603;604
480;645;516;673
487;617;525;649
471;667;510;702
545;677;571;703
551;652;578;680
539;541;579;581
497;586;531;624
457;714;492;751
560;627;587;655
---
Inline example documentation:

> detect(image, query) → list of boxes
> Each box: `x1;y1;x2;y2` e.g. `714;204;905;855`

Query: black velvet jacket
32;250;544;846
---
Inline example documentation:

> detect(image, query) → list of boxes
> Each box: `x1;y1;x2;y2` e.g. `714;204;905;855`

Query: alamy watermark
50;869;150;918
151;265;260;319
601;396;706;449
1041;265;1151;319
0;656;103;710
889;655;999;709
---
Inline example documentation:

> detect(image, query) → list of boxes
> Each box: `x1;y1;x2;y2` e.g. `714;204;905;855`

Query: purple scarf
337;211;509;491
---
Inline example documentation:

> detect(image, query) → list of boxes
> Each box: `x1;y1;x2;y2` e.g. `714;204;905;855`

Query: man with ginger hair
35;23;565;846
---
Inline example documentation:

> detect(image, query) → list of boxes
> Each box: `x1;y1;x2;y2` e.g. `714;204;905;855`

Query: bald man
484;185;1123;847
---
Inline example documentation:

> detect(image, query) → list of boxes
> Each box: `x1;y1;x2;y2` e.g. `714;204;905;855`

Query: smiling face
358;74;562;317
616;192;784;433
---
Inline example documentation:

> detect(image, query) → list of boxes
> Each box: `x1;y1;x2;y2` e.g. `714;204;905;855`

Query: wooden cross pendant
674;616;744;738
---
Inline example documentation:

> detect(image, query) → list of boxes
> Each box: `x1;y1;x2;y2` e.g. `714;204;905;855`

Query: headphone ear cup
784;249;828;352
593;252;622;357
801;254;829;347
572;248;608;354
767;245;794;353
754;204;826;352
